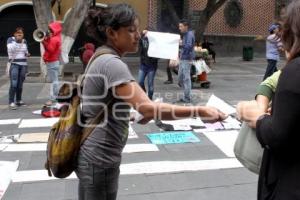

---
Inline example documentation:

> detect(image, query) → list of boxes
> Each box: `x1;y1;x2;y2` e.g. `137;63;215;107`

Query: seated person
202;38;216;63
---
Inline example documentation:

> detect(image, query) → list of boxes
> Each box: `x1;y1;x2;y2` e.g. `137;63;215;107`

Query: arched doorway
0;4;40;56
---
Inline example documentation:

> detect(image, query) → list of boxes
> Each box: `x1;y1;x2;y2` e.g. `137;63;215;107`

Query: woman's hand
200;106;227;123
236;100;266;128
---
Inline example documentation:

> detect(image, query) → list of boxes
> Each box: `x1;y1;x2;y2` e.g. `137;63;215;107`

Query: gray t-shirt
79;47;135;167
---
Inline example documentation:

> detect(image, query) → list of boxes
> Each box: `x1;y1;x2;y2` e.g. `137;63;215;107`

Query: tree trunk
32;0;53;31
195;0;228;41
32;0;53;78
195;11;209;42
161;0;180;25
62;0;92;53
60;0;92;74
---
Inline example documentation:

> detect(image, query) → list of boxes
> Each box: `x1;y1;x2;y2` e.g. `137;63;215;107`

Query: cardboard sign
147;131;200;144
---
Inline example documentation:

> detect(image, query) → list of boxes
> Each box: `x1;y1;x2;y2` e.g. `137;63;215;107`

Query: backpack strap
79;48;116;145
78;48;116;86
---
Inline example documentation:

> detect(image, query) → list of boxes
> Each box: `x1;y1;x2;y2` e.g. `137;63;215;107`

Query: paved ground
0;56;286;200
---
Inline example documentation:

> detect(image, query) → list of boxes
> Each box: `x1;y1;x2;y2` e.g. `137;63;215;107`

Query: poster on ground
147;131;200;144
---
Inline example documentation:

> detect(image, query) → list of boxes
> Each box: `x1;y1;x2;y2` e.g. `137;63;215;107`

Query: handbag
169;59;179;68
234;122;263;174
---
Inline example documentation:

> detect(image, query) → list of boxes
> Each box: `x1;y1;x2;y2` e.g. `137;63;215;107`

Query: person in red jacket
81;42;95;71
42;21;62;106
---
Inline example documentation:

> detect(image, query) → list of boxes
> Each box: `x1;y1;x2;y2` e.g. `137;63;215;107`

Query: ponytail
84;3;138;45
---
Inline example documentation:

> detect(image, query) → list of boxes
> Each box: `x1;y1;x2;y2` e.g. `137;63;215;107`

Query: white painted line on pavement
12;158;242;183
123;144;159;153
4;143;46;152
18;118;59;128
202;130;238;157
3;143;159;153
0;160;19;198
0;119;21;125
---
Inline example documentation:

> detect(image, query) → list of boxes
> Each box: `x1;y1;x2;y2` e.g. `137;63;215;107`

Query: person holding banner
178;19;195;103
138;29;158;100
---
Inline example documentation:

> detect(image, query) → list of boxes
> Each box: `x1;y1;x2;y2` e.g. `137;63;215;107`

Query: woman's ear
106;27;117;42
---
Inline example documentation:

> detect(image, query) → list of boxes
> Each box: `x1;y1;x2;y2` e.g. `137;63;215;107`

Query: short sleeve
99;56;135;89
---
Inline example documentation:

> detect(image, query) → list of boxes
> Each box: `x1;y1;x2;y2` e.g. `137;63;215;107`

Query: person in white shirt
7;27;30;110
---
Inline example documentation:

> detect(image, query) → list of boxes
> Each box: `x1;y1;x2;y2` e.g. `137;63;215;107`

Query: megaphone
33;29;46;42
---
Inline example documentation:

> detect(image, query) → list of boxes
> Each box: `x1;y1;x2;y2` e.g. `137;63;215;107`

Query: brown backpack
45;49;113;178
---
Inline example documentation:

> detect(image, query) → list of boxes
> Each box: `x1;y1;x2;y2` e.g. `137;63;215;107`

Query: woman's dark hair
281;0;300;62
85;3;138;45
179;19;189;27
14;27;24;34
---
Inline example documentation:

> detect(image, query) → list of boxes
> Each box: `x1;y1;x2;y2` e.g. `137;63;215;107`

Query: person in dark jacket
138;29;158;100
42;21;62;106
237;1;300;199
177;19;195;103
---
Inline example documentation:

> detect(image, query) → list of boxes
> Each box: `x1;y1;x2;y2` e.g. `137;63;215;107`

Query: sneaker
164;80;173;84
176;98;191;104
9;103;17;110
16;101;27;106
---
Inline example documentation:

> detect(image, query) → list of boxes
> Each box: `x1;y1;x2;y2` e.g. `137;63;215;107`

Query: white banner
146;31;180;60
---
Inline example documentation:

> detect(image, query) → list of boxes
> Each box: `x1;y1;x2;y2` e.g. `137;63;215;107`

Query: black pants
263;59;277;80
75;156;120;200
166;66;178;81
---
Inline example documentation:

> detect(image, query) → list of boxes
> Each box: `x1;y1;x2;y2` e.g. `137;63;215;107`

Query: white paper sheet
222;116;241;129
146;31;180;60
128;125;138;139
162;118;204;127
206;94;236;115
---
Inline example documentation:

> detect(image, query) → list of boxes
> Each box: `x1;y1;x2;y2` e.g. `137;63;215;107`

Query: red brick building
149;0;288;37
148;0;290;56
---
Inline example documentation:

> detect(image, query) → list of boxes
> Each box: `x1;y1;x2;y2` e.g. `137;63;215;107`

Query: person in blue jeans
138;29;158;100
7;27;30;110
178;19;195;103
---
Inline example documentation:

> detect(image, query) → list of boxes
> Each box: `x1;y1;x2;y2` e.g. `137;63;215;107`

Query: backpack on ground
45;49;113;178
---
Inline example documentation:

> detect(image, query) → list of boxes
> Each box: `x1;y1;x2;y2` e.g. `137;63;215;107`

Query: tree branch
205;0;228;18
210;0;228;17
51;0;56;7
161;0;180;23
